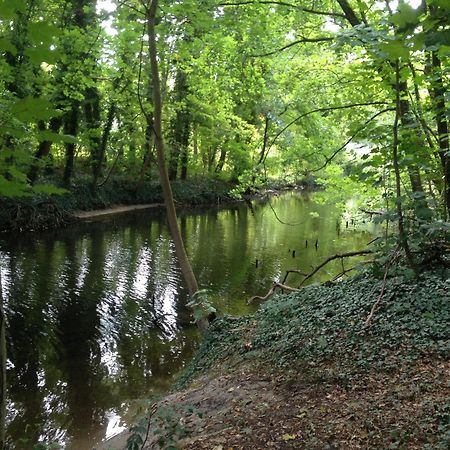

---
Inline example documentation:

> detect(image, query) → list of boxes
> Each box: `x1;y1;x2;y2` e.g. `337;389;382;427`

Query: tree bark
169;70;190;180
28;116;62;184
427;51;450;216
393;61;416;272
63;104;79;186
146;0;207;330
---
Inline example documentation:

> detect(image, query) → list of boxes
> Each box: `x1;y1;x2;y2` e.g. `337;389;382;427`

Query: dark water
0;192;375;449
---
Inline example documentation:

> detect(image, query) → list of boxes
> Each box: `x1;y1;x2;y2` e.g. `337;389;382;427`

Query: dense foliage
0;1;448;233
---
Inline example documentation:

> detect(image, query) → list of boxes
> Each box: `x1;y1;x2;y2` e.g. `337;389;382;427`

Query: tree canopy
0;0;448;243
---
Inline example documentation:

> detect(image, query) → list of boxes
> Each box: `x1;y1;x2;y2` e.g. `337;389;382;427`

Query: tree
145;0;208;330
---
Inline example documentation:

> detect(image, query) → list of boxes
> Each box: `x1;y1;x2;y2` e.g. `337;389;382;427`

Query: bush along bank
0;176;235;233
131;267;449;450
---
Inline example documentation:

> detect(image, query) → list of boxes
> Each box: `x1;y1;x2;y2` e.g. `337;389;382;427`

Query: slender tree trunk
63;104;79;186
169;70;190;180
84;86;102;188
258;115;270;165
427;51;450;216
398;80;424;193
93;102;116;187
215;146;227;173
28;117;62;184
140;121;155;181
146;0;207;330
393;61;416;272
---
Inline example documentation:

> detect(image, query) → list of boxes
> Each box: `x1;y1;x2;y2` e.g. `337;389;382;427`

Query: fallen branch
248;282;300;304
299;249;374;287
281;269;308;285
331;259;376;282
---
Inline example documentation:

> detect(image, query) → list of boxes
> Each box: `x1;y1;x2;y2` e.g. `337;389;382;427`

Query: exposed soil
99;358;449;450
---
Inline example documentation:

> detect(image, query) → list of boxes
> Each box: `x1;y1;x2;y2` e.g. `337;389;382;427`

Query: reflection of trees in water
55;231;110;445
6;239;53;447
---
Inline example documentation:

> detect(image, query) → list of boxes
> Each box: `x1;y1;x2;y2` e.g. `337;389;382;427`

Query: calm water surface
0;192;375;449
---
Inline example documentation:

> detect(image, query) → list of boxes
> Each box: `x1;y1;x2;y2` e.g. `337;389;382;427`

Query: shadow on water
0;191;376;449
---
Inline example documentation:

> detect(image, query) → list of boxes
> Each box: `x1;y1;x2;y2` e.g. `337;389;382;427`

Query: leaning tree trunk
146;0;208;330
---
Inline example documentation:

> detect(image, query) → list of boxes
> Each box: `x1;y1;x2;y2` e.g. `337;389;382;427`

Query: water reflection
1;192;375;449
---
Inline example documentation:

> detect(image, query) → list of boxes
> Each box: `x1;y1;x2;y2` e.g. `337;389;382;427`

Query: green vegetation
173;267;449;448
0;0;449;448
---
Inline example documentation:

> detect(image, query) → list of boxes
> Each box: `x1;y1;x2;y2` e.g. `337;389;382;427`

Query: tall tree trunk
169;70;190;180
427;51;450;216
146;0;208;330
84;86;102;188
28;117;63;184
393;62;416;272
398;80;424;193
337;0;425;194
93;102;116;187
215;146;227;173
63;104;79;186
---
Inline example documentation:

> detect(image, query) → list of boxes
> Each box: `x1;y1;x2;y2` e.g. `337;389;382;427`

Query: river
0;191;375;449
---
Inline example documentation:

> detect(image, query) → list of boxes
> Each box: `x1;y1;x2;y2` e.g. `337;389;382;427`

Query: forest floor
101;267;449;450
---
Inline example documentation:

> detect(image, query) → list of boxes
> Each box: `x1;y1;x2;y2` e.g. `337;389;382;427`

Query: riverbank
0;177;234;233
103;267;449;450
0;176;313;233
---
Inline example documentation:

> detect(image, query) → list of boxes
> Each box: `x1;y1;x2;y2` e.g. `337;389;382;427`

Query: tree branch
264;101;389;162
252;36;334;57
248;281;300;304
310;108;395;172
299;250;374;287
219;1;346;18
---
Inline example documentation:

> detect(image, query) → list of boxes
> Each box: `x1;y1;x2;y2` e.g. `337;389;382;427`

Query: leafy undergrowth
137;269;450;449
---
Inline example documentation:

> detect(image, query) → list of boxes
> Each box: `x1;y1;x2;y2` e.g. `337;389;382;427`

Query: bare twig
267;199;307;226
218;1;346;18
281;269;308;285
364;252;398;327
263;102;388;163
299;250;374;287
310;108;395;172
252;36;334;58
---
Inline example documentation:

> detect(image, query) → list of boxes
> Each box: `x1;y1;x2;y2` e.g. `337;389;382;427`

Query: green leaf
25;45;59;65
390;4;420;29
379;40;410;61
28;22;60;45
0;175;31;197
10;97;59;122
